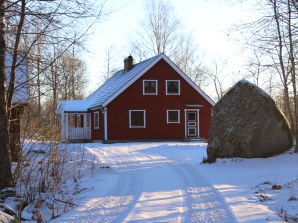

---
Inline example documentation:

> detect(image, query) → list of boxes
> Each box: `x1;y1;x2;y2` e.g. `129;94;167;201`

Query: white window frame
94;111;99;129
167;110;180;124
166;80;180;95
143;80;158;95
129;110;146;128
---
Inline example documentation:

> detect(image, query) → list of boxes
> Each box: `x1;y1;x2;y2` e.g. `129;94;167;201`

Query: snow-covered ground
22;142;298;222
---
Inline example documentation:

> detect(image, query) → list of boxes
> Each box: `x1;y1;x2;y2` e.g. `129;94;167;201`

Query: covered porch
60;112;91;142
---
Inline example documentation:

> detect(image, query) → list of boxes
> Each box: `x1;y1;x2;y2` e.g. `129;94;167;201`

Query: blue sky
83;0;258;95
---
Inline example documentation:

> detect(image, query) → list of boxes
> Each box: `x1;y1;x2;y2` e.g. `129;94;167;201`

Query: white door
185;110;198;138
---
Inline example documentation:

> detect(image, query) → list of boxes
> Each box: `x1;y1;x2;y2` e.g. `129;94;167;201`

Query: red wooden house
57;53;214;142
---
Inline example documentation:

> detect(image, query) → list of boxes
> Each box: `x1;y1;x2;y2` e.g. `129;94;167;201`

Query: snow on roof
86;54;160;109
6;52;29;105
57;53;214;113
56;100;89;114
57;54;160;113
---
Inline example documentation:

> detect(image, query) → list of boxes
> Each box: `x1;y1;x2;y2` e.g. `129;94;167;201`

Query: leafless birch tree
130;0;206;86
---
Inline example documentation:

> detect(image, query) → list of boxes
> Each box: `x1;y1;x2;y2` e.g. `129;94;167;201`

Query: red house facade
57;53;214;142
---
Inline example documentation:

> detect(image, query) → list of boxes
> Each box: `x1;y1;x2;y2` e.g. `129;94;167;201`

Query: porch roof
56;100;89;114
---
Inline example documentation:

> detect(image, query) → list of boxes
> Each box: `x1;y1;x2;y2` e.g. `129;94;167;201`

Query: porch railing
68;127;91;140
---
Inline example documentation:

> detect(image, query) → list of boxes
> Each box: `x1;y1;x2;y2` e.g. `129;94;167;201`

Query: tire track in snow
169;163;237;223
111;150;145;223
86;144;236;223
153;146;236;223
98;170;144;223
108;145;186;223
85;146;145;223
165;164;192;222
119;148;190;223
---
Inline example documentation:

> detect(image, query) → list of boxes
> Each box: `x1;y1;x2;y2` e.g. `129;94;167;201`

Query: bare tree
241;0;298;151
286;0;298;152
0;0;108;188
206;59;228;101
139;0;180;56
245;49;266;86
101;45;120;82
130;0;206;86
0;0;13;189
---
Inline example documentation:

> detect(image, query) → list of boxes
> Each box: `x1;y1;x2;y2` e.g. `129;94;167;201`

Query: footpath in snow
49;142;298;223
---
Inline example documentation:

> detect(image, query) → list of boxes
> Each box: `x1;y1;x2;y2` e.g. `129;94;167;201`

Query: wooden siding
106;59;212;141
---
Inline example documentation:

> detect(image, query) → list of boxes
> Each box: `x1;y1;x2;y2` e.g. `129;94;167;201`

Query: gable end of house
101;53;214;108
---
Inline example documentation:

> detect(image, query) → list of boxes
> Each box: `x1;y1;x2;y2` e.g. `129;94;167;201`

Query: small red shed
57;53;214;142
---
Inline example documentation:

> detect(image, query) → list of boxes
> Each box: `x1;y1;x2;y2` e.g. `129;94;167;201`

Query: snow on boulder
205;80;293;163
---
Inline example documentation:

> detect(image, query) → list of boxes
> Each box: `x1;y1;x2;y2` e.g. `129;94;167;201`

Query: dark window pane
188;128;197;136
168;111;179;122
131;111;145;127
167;81;179;94
144;81;157;94
188;112;196;121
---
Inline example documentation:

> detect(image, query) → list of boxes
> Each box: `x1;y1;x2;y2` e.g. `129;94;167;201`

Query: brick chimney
124;55;133;72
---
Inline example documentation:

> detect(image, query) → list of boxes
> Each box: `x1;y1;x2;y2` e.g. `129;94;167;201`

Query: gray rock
206;80;293;163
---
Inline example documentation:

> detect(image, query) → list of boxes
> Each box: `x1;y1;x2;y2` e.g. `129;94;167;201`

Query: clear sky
83;0;258;96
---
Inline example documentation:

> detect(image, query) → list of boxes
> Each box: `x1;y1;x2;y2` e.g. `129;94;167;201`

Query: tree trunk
7;0;26;161
287;0;298;152
0;0;12;189
272;0;295;136
288;0;298;152
9;106;22;161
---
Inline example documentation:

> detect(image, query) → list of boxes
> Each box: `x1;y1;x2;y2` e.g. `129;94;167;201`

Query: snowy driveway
52;142;236;223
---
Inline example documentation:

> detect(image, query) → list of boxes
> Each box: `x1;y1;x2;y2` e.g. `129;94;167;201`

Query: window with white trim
129;110;146;128
143;80;158;95
167;110;180;123
166;80;180;95
94;112;99;129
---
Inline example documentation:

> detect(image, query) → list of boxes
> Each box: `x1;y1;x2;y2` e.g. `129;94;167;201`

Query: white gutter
103;107;108;142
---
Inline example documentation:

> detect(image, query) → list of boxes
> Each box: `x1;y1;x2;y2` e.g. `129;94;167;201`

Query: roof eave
88;105;103;111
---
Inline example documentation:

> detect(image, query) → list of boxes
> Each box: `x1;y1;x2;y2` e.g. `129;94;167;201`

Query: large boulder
206;80;292;163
